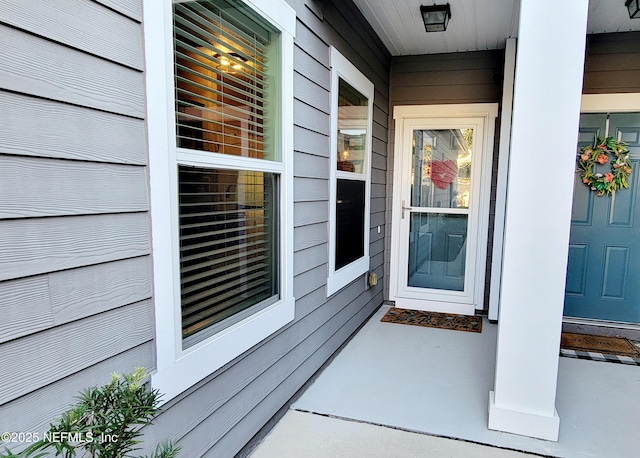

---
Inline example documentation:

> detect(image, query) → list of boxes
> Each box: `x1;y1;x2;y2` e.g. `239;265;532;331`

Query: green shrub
1;368;179;458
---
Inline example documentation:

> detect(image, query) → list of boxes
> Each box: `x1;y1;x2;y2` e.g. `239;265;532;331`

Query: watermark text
2;431;119;444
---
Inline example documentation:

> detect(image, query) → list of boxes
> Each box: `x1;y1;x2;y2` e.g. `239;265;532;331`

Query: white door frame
390;104;498;314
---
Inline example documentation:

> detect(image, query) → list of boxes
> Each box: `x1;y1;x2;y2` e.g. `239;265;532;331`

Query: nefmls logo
44;431;118;443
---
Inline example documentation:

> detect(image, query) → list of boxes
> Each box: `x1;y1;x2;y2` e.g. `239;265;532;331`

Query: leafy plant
1;368;179;458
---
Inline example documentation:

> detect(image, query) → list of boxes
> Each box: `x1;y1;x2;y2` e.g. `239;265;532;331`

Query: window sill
151;296;295;402
326;256;369;297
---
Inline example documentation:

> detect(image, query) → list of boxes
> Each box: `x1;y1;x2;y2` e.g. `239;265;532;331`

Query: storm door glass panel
407;128;473;292
179;166;278;348
408;213;467;291
411;128;473;208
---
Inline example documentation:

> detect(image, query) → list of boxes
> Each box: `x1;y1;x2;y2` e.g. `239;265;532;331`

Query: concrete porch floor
251;305;640;457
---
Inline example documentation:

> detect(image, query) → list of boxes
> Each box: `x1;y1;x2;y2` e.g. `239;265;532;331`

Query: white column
488;0;588;442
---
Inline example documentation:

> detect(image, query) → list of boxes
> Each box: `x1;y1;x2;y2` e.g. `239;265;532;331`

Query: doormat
380;307;482;333
560;332;640;366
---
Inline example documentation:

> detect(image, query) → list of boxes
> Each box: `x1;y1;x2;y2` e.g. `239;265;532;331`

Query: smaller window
327;47;374;296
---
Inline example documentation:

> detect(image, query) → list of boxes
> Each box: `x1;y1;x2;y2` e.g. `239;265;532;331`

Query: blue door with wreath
564;112;640;323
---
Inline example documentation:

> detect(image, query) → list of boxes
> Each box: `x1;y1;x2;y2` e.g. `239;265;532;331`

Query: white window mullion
176;148;284;174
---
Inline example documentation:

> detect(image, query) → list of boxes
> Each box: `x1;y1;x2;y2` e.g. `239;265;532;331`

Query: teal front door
564;112;640;324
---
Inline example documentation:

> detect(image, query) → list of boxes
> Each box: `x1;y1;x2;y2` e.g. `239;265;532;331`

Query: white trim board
580;93;640;112
488;38;516;321
563;316;640;331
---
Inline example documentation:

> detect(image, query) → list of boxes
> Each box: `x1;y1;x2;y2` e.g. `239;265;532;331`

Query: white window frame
143;0;296;402
326;47;374;296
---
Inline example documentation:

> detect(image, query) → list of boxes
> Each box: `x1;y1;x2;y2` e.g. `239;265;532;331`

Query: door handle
402;200;412;219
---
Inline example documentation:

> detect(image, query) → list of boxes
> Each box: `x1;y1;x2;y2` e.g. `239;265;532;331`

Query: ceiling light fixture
214;52;247;71
626;0;640;19
420;3;452;32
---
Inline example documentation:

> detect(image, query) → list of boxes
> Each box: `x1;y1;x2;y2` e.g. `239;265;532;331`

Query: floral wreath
577;136;632;196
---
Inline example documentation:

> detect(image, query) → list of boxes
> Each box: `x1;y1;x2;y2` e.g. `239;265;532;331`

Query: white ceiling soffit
352;0;640;56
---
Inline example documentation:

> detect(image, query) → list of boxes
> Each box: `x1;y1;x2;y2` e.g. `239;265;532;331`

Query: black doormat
560;332;640;365
381;307;482;333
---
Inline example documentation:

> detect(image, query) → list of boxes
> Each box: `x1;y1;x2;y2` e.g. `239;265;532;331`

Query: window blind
173;0;277;160
336;179;365;270
178;166;278;341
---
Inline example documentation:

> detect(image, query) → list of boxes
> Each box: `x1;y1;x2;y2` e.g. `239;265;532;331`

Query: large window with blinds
172;0;283;348
145;0;294;400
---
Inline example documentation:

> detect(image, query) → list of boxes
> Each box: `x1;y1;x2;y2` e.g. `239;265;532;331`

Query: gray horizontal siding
0;0;153;447
372;140;388;167
294;98;331;134
294;125;330;157
294;265;328;299
374;105;389;128
0;256;152;343
372;119;387;142
294;151;330;179
140;0;390;456
294;200;329;226
0;0;143;69
0;156;148;218
0;277;52;344
294;71;331;114
94;0;142;21
294;177;328;202
371;183;386;199
294;44;330;87
293;222;328;251
392;68;499;87
49;257;152;323
371;167;386;186
0;300;153;405
0;213;150;281
0;25;144;118
392;50;503;73
0;91;146;164
294;244;329;276
391;84;501;105
583;32;640;93
295;20;330;66
390;50;503;105
371;196;386;214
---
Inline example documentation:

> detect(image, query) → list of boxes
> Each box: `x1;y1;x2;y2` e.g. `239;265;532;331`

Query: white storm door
391;109;495;315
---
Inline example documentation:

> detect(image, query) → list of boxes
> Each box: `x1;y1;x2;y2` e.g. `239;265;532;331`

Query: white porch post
488;0;588;442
